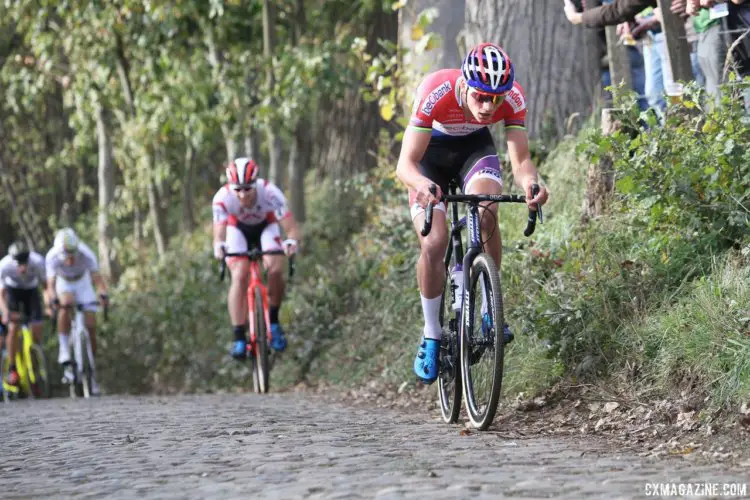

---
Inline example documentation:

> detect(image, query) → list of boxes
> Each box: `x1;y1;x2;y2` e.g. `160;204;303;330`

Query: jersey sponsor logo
421;81;452;116
507;88;525;113
411;95;420;115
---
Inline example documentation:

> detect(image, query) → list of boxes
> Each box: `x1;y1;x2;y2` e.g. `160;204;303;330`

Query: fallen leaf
604;402;620;413
459;429;472;436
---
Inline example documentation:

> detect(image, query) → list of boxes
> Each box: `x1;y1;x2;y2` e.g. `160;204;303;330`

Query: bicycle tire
29;344;50;398
1;350;10;402
253;288;270;394
460;253;505;430
438;264;462;424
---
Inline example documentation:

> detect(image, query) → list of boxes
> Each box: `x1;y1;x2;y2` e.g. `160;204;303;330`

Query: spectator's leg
691;41;705;87
651;33;668;112
698;23;726;106
643;39;662;112
628;46;648;111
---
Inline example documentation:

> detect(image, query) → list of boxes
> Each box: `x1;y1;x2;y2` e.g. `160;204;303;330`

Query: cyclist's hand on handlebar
282;238;299;257
415;180;442;208
525;182;549;210
213;241;227;261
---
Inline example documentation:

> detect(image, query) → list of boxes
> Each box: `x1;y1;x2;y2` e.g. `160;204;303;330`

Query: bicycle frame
69;307;94;379
246;259;272;354
221;249;294;355
1;326;35;395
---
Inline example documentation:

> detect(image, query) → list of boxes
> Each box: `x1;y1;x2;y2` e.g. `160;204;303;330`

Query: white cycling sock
58;333;70;364
421;294;442;341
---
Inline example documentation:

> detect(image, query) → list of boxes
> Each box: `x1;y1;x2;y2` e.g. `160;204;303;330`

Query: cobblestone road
1;394;747;499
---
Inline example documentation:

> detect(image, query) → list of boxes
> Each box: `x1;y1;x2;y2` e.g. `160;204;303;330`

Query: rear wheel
1;350;12;402
253;288;270;394
461;253;505;430
438;265;462;424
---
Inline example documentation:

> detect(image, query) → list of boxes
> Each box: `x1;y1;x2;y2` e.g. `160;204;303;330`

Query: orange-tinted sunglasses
469;88;508;105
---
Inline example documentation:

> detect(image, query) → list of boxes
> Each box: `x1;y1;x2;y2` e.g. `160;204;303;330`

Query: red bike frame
244;258;272;356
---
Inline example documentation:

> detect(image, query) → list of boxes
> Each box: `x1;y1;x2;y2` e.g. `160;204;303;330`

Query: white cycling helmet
56;228;79;254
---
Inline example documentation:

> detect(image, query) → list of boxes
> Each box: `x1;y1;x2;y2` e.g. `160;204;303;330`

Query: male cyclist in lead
46;228;109;395
396;43;549;384
212;157;301;359
0;241;48;388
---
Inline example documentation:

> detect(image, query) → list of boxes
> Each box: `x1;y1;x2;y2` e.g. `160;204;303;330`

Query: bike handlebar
219;250;296;282
53;301;108;321
421;183;544;237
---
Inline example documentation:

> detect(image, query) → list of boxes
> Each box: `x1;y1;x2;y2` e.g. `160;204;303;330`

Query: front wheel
252;288;270;394
460;253;505;430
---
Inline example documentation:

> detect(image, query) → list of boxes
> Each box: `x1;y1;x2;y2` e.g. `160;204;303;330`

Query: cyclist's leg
55;278;75;365
28;288;44;345
260;223;286;351
4;289;23;385
79;277;99;355
227;224;251;357
5;288;28;385
409;172;450;383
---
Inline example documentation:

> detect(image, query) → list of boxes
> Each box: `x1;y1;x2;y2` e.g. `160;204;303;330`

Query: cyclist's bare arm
91;271;108;296
213;223;227;245
46;276;56;301
506;128;549;207
0;286;9;321
280;216;301;245
396;127;440;205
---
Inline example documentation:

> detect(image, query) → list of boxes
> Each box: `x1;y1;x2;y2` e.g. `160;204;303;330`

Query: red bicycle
220;249;294;393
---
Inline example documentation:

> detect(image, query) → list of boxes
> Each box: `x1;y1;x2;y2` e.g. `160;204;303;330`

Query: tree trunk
582;108;618;221
312;6;398;177
146;153;169;258
262;0;282;184
221;123;238;164
287;120;308;222
94;100;120;282
244;128;259;160
465;0;601;140
182;141;196;233
115;32;169;257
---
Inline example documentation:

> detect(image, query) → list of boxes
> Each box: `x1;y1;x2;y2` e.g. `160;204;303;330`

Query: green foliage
97;229;253;394
623;253;750;404
578;83;750;246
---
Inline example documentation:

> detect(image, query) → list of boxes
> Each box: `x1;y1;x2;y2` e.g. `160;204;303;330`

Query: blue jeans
642;32;673;112
601;46;648;111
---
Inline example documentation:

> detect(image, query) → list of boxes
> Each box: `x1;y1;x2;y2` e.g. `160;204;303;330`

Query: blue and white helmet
461;43;515;95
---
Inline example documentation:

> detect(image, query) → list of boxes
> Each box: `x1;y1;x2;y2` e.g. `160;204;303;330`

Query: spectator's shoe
231;339;247;360
270;324;287;352
413;337;440;385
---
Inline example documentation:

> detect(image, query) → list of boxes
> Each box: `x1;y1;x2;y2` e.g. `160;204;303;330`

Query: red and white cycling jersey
212;179;290;226
408;69;527;137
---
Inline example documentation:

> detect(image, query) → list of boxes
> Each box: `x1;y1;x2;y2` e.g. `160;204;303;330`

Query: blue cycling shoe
231;339;247;360
270;323;288;352
481;313;514;345
414;337;440;384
